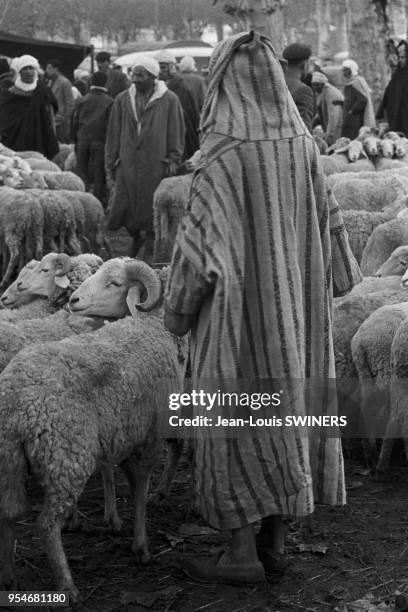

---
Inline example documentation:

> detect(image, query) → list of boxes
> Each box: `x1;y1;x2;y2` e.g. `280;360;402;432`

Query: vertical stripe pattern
165;32;361;530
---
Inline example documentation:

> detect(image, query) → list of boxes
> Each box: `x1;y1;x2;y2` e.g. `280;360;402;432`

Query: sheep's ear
126;286;142;321
54;274;70;288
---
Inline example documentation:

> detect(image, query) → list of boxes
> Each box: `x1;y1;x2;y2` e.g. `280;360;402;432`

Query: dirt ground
3;232;408;612
3;449;408;612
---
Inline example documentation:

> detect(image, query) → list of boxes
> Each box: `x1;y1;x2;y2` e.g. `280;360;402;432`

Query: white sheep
341;198;406;264
375;246;408;277
153;174;193;262
376;319;408;476
36;171;85;192
0;259;186;601
0;253;103;316
25;189;81;255
329;175;408;212
0;187;44;287
320;154;350;175
334;277;408;393
361;216;408;275
351;302;408;471
25;158;61;173
74;192;111;256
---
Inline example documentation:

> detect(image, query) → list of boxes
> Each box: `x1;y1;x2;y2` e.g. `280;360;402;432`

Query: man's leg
75;140;91;191
257;515;284;554
90;142;107;207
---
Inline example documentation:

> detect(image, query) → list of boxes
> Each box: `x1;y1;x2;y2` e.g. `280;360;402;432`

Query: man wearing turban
341;59;376;139
0;54;58;159
105;56;185;261
311;71;344;145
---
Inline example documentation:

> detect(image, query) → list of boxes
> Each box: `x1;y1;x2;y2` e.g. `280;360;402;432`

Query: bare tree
346;0;389;108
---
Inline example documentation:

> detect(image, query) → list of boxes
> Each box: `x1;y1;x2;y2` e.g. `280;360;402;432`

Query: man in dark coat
377;41;408;135
0;54;58;159
96;51;129;99
282;42;314;131
105;56;185;262
72;71;113;207
156;50;201;160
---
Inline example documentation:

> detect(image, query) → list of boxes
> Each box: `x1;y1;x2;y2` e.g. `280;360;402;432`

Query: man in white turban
341;59;375;138
105;54;185;261
0;54;58;158
311;71;344;145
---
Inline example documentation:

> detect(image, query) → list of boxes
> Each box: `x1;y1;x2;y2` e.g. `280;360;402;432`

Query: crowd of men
1;31;408;586
0;43;406;258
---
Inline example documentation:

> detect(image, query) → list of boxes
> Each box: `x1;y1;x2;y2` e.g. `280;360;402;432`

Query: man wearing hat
156;50;202;160
311;71;344;146
282;42;314;131
96;51;128;98
0;54;58;159
105;56;185;261
72;71;113;206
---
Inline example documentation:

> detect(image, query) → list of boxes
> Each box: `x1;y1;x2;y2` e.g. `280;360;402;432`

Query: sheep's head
1;168;24;189
376;246;408;278
347;140;366;163
362;136;380;157
380;139;395;159
0;260;41;307
69;258;162;318
395;137;408;159
12;157;31;175
20;252;73;297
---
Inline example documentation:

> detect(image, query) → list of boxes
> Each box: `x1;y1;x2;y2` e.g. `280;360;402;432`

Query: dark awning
0;30;91;80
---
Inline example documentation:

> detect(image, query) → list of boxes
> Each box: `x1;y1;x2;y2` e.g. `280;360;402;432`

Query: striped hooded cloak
165;32;361;530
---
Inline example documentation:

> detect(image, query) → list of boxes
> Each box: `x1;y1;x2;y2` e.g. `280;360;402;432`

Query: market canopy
0;30;91;80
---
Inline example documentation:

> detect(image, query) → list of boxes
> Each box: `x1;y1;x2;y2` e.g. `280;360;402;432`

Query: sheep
25;158;61;173
330;175;408;212
379;138;395;159
363;135;381;158
334;277;408;385
395;136;408;159
361;216;408;275
0;259;186;601
0;310;104;372
375;246;408;277
375;157;408;172
351;302;408;470
17;151;46;160
153;174;193;262
55;190;88;250
0;253;103;316
52;144;75;170
74;192;111;256
320;154;350;175
63;150;77;173
0;187;44;287
36;171;85;192
375;320;408;476
25;190;81;255
341;198;406;264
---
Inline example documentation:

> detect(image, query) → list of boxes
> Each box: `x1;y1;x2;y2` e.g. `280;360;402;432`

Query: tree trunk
388;0;406;40
220;0;286;54
346;0;389;109
316;0;331;59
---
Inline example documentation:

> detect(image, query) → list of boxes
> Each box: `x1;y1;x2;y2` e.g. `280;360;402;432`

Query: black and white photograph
0;0;408;610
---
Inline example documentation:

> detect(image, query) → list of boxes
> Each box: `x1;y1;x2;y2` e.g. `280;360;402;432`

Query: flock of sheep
1;129;408;600
0;143;109;288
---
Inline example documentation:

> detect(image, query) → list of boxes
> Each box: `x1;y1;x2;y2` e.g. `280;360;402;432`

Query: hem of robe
198;482;316;531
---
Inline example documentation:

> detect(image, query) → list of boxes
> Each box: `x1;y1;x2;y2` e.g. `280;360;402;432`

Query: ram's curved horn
125;260;162;312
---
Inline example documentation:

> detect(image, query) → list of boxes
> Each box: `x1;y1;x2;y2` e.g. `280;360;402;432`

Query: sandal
183;550;266;585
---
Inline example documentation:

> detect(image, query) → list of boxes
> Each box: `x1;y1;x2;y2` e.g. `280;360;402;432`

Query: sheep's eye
110;280;122;287
401;261;407;267
41;268;49;273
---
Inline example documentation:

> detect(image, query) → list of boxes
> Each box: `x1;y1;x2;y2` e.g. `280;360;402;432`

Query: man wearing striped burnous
164;31;361;583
